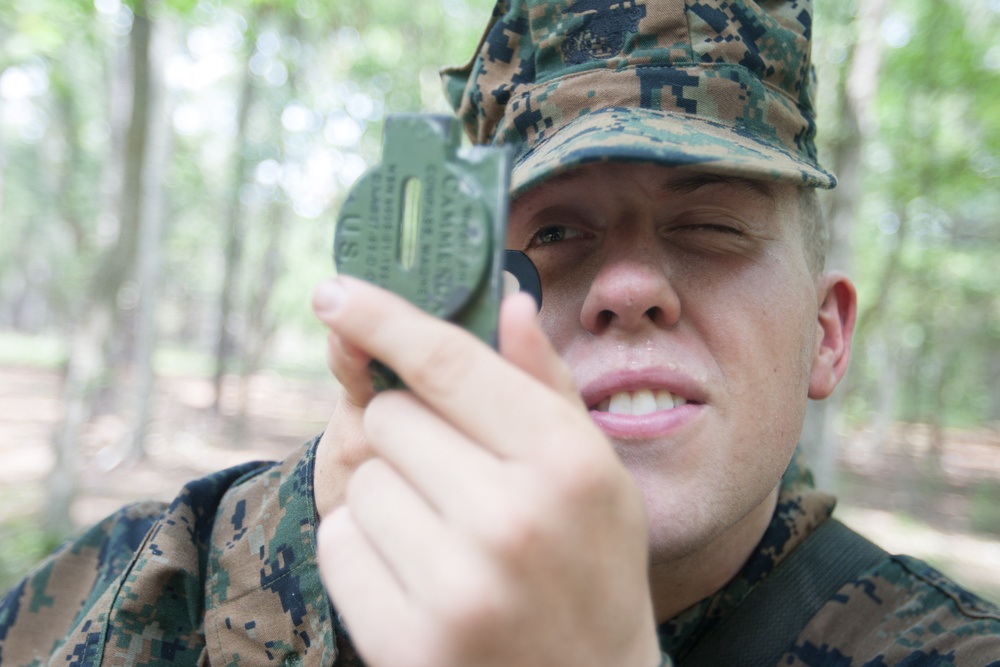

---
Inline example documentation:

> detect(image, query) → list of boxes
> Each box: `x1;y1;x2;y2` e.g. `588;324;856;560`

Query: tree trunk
126;18;175;461
212;41;257;412
234;194;288;438
800;0;891;492
991;355;1000;424
112;0;153;369
0;108;6;243
47;308;115;535
50;70;89;255
45;1;155;534
233;14;302;435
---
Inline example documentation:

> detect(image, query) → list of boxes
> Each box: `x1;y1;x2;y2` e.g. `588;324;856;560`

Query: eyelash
523;221;745;252
680;223;744;236
526;225;582;248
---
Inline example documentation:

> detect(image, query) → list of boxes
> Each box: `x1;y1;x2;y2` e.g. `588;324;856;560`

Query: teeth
632;389;657;416
598;389;687;415
609;392;632;415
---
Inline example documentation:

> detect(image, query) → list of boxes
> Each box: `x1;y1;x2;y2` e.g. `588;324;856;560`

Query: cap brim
510;107;836;197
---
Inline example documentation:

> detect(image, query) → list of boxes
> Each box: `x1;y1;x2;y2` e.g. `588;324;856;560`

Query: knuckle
344;458;389;504
412;622;481;667
479;495;545;562
436;585;504;641
362;391;411;442
543;446;632;519
405;633;456;667
559;452;617;501
405;332;478;400
427;558;508;639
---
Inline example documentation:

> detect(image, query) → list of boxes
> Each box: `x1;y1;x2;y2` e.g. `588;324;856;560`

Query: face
507;162;838;565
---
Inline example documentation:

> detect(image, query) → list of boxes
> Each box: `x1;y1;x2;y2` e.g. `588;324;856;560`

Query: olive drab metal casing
333;114;512;390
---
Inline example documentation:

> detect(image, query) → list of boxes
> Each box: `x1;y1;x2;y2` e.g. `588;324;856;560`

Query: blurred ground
0;364;336;523
1;364;999;604
0;363;337;587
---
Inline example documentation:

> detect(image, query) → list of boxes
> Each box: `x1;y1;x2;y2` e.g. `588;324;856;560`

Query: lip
580;368;709;408
580;368;708;440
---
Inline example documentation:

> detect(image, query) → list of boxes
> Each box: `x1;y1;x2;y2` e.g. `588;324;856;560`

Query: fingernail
314;278;345;316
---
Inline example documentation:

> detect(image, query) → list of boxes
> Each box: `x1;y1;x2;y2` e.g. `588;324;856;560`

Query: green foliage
0;513;64;594
0;0;494;348
969;481;1000;535
0;331;65;367
815;0;1000;429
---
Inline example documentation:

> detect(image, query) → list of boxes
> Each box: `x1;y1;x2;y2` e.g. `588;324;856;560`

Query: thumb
498;292;581;407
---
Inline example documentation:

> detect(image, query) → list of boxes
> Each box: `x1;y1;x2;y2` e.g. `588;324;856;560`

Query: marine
2;0;999;665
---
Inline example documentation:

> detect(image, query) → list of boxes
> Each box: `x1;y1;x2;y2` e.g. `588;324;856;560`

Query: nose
579;236;681;334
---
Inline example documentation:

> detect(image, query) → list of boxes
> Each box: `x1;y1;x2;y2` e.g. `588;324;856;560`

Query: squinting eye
687;224;743;236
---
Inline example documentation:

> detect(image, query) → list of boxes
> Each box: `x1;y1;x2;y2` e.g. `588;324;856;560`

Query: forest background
1;0;999;600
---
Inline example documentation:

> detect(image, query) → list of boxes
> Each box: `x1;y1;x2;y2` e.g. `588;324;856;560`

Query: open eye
528;225;585;248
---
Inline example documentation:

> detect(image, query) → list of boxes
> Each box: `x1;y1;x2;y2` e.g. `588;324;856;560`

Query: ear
808;272;857;400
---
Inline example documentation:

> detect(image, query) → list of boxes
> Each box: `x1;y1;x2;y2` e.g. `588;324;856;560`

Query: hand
310;270;532;517
313;276;662;667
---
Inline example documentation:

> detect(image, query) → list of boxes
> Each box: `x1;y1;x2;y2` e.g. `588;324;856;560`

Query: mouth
592;388;688;415
579;368;708;440
585;382;703;440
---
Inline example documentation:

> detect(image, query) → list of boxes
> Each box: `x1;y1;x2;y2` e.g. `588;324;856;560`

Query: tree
802;0;893;490
47;0;160;531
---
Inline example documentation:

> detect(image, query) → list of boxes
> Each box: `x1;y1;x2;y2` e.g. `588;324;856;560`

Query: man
2;0;998;665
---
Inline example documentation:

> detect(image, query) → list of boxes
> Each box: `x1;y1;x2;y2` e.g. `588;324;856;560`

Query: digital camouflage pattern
3;3;995;665
660;453;1000;665
441;0;838;196
2;438;998;665
0;438;361;666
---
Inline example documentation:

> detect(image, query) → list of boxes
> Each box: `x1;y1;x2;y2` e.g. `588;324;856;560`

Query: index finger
312;276;589;461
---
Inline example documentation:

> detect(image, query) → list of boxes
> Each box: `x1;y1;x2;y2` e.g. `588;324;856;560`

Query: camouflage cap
441;0;836;196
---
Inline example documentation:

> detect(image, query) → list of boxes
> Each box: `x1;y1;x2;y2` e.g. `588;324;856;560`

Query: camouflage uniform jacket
2;437;999;666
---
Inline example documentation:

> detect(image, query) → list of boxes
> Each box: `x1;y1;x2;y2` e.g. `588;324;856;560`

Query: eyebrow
510;169;585;213
531;169;586;193
658;173;777;203
514;167;778;210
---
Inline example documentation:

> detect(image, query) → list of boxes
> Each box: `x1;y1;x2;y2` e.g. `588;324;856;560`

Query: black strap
680;519;888;667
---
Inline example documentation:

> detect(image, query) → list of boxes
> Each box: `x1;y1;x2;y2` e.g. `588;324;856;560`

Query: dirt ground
0;365;336;529
2;364;999;603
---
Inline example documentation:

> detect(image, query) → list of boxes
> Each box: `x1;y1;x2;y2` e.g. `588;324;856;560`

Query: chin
644;501;729;565
633;476;721;565
636;468;777;568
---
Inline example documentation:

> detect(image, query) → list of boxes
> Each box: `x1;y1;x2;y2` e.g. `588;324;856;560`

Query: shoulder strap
680;518;888;667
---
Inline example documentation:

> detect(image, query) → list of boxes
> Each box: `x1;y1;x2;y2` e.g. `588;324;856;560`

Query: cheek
708;252;816;370
537;298;579;354
535;272;591;352
770;279;820;384
708;267;818;438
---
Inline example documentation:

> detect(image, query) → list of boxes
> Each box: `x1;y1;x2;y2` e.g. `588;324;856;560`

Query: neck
648;486;779;623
